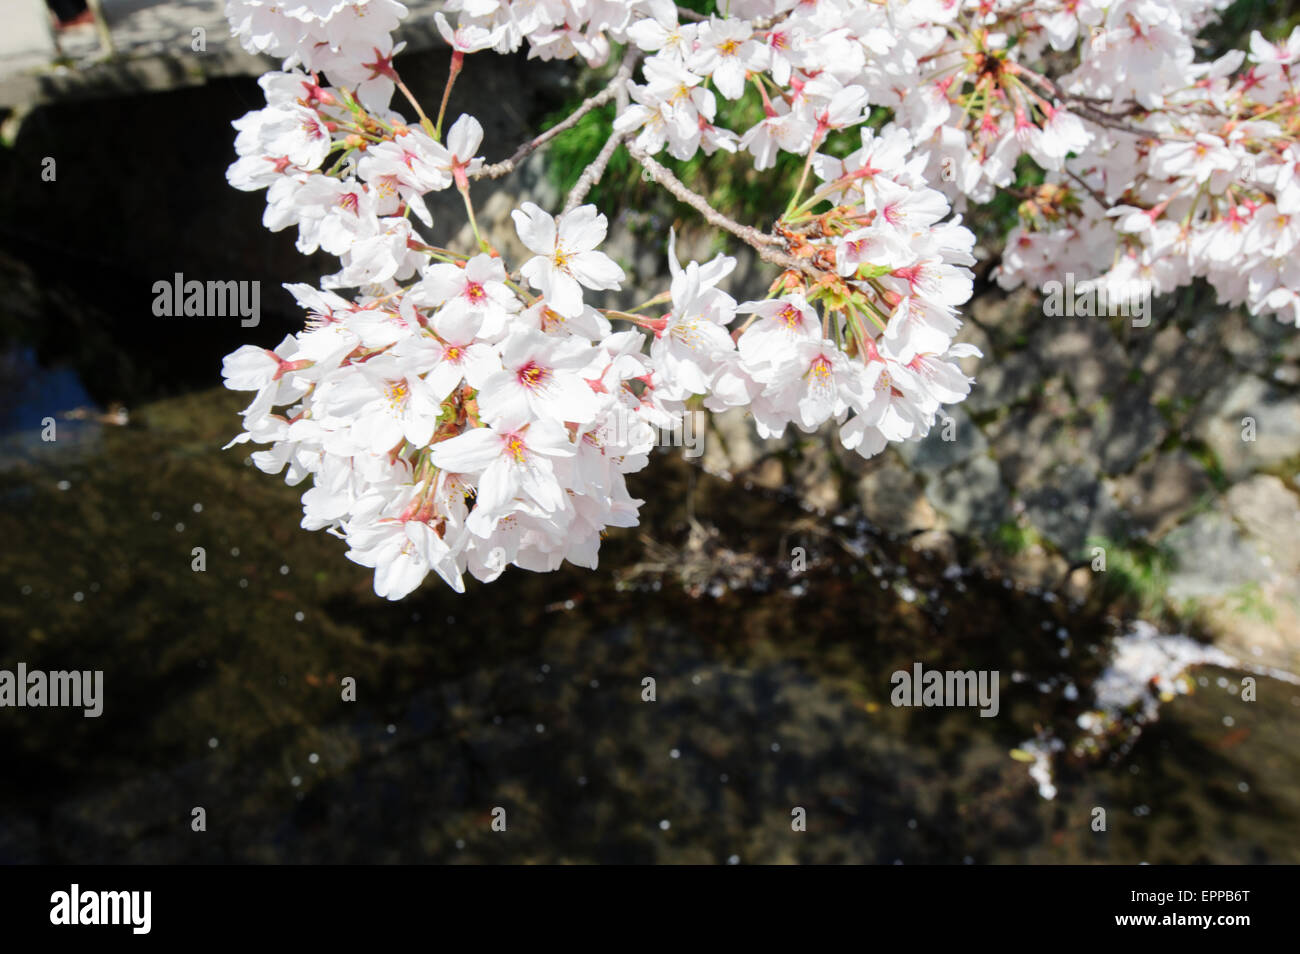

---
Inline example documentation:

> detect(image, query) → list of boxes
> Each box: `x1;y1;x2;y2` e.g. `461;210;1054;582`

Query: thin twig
564;128;629;213
1010;63;1169;139
563;59;635;213
1068;102;1163;137
475;47;639;180
1065;167;1108;209
626;144;818;278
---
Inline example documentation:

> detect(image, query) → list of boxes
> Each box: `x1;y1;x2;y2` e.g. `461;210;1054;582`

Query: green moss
1224;581;1277;623
1182;440;1230;493
993;521;1029;555
1088;535;1177;614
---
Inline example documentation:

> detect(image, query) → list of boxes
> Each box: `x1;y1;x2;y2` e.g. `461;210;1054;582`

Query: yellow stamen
385;380;410;408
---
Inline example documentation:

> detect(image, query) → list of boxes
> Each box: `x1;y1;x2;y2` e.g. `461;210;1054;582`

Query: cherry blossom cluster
226;0;412;110
994;25;1300;326
221;211;664;598
668;131;983;461
434;0;1300;320
218;0;1295;596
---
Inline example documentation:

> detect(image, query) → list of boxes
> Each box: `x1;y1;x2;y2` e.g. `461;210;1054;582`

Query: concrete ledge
6;0;58;78
0;0;450;109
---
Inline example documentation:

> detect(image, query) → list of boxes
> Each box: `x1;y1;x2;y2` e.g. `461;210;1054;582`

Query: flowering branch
1008;63;1158;138
217;0;1300;607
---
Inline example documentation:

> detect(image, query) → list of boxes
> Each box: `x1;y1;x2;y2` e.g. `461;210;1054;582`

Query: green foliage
1200;0;1300;58
543;101;627;197
678;0;720;15
968;154;1047;247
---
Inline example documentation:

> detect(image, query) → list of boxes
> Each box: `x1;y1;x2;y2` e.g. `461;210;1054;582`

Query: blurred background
1;0;1299;863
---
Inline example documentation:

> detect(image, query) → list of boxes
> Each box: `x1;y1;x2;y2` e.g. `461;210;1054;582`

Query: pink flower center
517;361;550;390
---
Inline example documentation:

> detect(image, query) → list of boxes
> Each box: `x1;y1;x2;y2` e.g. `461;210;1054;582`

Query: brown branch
1065;167;1109;209
475;47;639;180
626;144;818;279
563;56;635;213
1010;63;1172;139
1068;102;1163;137
564;127;629;212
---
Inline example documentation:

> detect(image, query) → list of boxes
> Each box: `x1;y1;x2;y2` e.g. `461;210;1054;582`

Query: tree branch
626;144;818;278
1065;167;1109;209
1009;64;1171;139
475;47;639;180
564;128;629;212
563;57;634;213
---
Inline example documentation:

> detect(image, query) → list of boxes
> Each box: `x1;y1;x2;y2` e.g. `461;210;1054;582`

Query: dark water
1;381;1297;864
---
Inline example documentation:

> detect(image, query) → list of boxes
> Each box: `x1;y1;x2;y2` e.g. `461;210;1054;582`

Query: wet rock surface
700;284;1300;675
